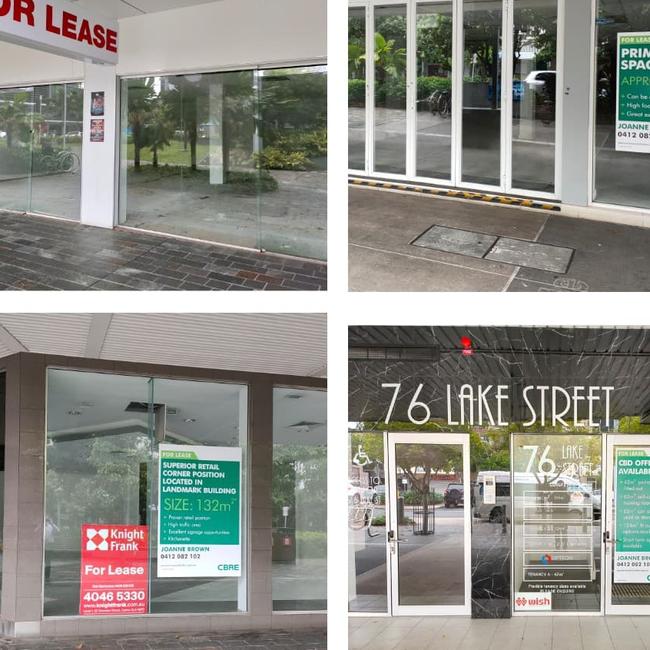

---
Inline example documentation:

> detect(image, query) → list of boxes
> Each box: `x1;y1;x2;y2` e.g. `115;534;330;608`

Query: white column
80;62;118;228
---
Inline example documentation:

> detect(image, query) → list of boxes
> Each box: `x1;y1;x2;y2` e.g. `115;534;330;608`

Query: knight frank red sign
80;524;149;616
0;0;119;65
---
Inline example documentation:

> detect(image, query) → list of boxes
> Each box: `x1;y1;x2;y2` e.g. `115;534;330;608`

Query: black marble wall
471;503;511;618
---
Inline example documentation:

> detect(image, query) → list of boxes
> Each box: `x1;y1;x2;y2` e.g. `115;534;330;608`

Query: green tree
0;92;31;149
146;96;174;168
127;78;156;170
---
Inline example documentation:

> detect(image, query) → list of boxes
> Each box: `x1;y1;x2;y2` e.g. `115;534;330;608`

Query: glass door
508;0;559;195
386;432;470;615
605;436;650;615
512;434;603;614
458;0;561;195
460;0;504;187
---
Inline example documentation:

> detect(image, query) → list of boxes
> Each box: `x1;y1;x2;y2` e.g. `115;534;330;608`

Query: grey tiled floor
0;212;326;291
0;629;326;650
349;615;650;650
349;186;650;292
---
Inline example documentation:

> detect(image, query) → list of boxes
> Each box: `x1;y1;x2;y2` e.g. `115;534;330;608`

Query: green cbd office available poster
614;449;650;583
616;32;650;153
157;444;242;578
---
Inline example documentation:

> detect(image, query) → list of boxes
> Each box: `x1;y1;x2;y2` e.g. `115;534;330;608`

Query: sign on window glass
157;444;242;578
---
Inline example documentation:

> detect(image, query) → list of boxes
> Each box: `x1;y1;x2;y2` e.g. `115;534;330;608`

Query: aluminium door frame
386;431;471;616
510;432;605;617
604;434;650;616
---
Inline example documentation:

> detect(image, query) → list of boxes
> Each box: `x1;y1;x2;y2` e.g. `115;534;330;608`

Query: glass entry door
386;432;470;615
459;0;561;195
605;436;650;615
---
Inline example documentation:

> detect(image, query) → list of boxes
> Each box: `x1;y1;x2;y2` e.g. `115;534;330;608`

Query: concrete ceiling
70;0;223;20
0;314;327;378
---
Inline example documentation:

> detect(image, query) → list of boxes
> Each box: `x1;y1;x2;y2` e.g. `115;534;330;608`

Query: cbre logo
85;528;110;551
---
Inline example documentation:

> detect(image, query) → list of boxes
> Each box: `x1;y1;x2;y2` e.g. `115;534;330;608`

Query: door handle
603;531;617;544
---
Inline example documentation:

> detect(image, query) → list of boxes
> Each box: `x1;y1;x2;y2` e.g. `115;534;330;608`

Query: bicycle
39;150;81;175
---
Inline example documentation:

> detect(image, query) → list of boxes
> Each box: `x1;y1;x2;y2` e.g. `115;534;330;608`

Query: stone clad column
1;353;47;637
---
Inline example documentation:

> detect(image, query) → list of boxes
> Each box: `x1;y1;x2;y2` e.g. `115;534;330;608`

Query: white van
473;470;601;523
474;471;511;522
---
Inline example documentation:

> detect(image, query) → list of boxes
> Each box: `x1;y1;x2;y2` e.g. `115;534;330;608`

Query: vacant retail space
349;616;650;650
0;0;327;290
0;315;327;639
349;187;650;292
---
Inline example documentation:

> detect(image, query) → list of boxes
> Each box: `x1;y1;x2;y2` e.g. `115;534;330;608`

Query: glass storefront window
348;430;387;613
416;2;453;180
272;388;327;611
0;83;83;219
44;369;248;617
511;0;557;193
594;0;650;209
512;433;602;612
462;0;503;186
349;7;366;170
119;66;327;261
374;4;407;175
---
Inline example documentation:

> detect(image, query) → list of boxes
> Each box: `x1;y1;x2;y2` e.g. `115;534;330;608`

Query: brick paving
0;212;326;291
0;630;327;650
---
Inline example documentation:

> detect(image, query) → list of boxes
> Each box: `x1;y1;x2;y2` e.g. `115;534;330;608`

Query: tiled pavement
349;615;650;650
0;629;326;650
0;212;326;291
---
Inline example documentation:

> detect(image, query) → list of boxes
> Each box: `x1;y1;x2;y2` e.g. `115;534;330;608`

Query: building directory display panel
614;448;650;583
616;32;650;153
513;435;601;612
158;444;242;578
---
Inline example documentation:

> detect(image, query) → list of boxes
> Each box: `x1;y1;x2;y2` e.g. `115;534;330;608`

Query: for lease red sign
0;0;119;65
80;524;149;616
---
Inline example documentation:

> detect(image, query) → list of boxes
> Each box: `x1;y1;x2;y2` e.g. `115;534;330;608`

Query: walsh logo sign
0;0;118;65
515;592;552;611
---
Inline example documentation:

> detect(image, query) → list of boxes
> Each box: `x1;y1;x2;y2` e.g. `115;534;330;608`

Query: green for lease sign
614;449;650;583
157;444;242;578
616;33;650;152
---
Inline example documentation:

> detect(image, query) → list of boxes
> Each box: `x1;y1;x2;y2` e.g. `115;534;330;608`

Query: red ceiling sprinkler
460;336;473;356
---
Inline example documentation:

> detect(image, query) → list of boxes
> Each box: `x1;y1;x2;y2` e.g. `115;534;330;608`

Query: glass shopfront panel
272;388;327;611
511;0;557;193
513;434;602;613
44;369;248;617
416;2;454;180
119;66;327;261
348;431;388;613
0;83;83;219
594;0;650;209
461;0;503;186
373;5;407;174
349;7;367;170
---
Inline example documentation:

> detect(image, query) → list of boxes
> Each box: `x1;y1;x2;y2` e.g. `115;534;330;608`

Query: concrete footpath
349;186;650;292
0;629;326;650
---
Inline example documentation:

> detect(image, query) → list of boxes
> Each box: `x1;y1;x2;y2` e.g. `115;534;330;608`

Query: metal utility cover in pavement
485;238;574;274
412;225;498;258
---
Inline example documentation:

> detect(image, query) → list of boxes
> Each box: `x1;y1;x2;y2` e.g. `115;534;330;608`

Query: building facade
348;326;650;618
0;350;326;637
